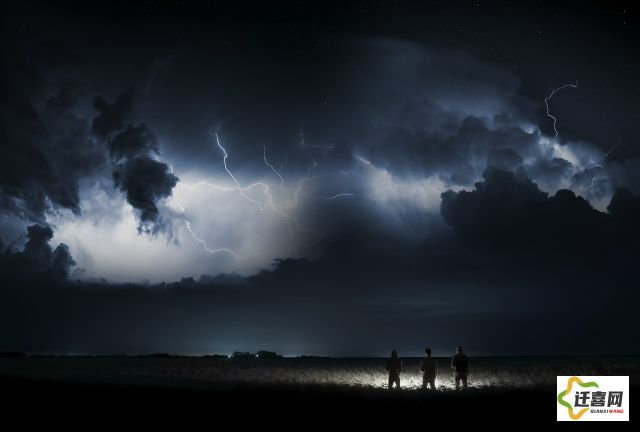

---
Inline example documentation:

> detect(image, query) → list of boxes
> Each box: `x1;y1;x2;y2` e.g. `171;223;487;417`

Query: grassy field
1;355;637;390
1;356;637;425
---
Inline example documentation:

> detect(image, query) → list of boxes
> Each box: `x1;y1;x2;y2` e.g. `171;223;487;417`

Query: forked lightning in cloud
545;80;579;136
213;131;269;210
182;129;362;258
592;139;620;169
213;131;303;235
184;131;313;256
324;193;356;200
184;220;241;259
604;139;620;159
299;129;317;167
263;145;284;187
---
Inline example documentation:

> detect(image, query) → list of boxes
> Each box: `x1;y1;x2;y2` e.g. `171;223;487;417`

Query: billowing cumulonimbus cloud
440;168;640;253
0;36;103;224
0;224;76;281
2;29;637;282
108;125;159;161
23;224;55;269
295;39;622;212
113;155;178;235
64;36;631;281
92;88;134;139
91;91;179;236
51;243;76;281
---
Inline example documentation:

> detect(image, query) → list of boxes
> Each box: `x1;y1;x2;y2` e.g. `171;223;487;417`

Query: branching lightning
592;139;620;170
299;129;318;167
184;220;242;259
179;124;373;260
213;131;270;210
324;193;356;200
183;129;358;258
263;145;284;187
586;139;622;192
545;80;579;136
355;155;373;166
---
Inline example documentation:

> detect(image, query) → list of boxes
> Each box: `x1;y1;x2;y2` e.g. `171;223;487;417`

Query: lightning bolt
182;129;361;258
299;129;318;167
184;220;242;259
587;139;621;193
355;155;373;166
591;139;620;169
183;131;309;256
545;80;579;136
604;139;620;159
324;193;356;200
212;131;271;211
216;132;305;237
263;144;284;187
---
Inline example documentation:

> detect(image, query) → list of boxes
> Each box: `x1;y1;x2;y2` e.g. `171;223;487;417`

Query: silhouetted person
420;348;438;390
451;345;469;389
386;350;402;389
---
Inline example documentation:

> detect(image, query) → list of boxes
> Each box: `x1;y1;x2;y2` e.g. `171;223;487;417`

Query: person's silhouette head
391;350;398;358
456;345;463;354
425;348;432;357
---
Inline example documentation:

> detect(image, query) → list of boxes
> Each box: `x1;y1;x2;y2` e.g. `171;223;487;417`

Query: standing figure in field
386;350;402;389
420;348;438;390
451;345;469;389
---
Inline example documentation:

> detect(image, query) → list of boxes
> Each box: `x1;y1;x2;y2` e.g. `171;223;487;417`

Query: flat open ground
1;356;637;426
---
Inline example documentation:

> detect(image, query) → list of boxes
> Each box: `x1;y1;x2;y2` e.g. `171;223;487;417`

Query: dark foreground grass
0;377;573;427
2;355;636;427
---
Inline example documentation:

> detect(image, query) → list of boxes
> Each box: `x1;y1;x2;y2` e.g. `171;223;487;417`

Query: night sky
1;0;639;356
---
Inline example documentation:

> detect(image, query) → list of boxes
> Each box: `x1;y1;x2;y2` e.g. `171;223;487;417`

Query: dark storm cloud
0;224;75;280
137;35;596;211
107;124;178;235
607;187;640;244
369;116;541;184
527;157;573;191
91;89;134;139
607;158;640;195
0;28;104;222
1;18;177;238
436;169;640;327
140;37;533;181
23;224;55;269
120;32;618;274
442;169;601;250
486;148;524;172
113;156;178;235
109;125;159;161
44;82;80;116
90;90;179;235
51;243;76;281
